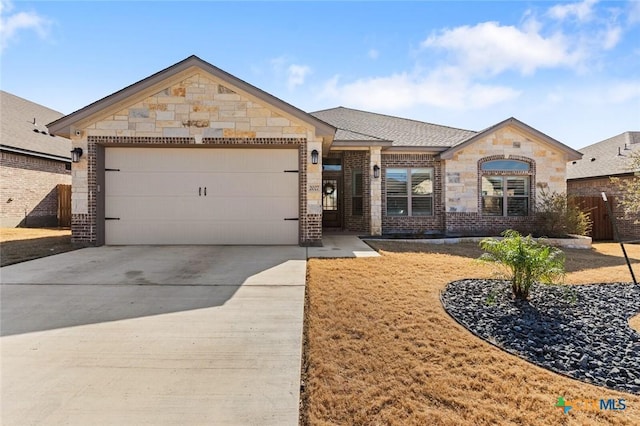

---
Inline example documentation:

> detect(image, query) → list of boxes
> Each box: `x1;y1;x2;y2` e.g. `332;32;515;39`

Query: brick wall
381;153;444;234
0;151;71;227
72;136;320;245
444;212;538;236
568;176;640;240
342;151;370;233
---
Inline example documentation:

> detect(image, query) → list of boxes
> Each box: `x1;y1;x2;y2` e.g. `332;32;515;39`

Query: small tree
611;150;640;224
535;187;592;237
478;230;565;300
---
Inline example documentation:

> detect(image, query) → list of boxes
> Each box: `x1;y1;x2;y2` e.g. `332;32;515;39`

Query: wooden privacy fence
573;195;613;241
57;184;71;227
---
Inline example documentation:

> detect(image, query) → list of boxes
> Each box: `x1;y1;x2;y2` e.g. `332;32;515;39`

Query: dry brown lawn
0;228;75;267
303;242;640;425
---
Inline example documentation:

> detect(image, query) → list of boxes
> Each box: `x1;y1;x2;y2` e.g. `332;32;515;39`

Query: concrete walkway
307;234;380;258
1;246;306;426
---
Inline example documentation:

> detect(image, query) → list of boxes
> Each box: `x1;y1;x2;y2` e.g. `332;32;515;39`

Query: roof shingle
567;132;640;180
311;106;476;148
1;91;70;160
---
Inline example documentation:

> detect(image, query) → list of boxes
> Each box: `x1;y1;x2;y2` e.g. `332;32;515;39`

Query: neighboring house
567;132;640;241
47;56;581;246
1;91;71;227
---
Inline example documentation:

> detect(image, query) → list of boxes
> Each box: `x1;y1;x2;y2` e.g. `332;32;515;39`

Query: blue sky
1;0;639;149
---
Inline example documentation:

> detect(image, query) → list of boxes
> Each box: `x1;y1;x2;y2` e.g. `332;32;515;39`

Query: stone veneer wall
70;71;323;246
443;125;569;236
343;151;370;233
1;151;71;227
381;153;444;234
568;176;640;240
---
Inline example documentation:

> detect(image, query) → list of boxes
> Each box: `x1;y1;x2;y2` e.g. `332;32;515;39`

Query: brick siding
1;151;71;227
342;151;370;233
381;153;444;234
568;176;640;240
73;136;319;245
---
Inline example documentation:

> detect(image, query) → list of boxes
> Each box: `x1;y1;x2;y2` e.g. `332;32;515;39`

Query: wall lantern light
373;164;380;179
311;149;319;165
71;147;83;163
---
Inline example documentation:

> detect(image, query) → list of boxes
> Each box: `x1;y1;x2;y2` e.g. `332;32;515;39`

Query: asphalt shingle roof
567;132;640;180
1;91;70;160
311;107;476;148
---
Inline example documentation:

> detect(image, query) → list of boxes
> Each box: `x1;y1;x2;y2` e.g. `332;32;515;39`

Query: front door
322;177;341;228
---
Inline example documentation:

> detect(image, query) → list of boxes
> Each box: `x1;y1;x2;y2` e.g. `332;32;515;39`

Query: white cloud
320;68;520;111
0;0;51;51
602;80;640;104
368;48;379;60
628;0;640;25
548;0;598;22
287;64;310;90
422;21;581;76
601;25;622;50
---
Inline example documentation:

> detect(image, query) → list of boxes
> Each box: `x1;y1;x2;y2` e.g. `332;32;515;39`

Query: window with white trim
480;159;531;216
386;168;434;216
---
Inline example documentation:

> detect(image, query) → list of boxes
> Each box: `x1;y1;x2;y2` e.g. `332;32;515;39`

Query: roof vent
572;161;577;164
624;143;630;150
617;147;623;156
32;118;36;125
590;158;596;162
40;130;47;135
513;141;521;148
32;128;39;133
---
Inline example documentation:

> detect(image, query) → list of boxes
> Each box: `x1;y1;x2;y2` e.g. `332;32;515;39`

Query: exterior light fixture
311;149;319;165
373;164;380;178
71;147;83;163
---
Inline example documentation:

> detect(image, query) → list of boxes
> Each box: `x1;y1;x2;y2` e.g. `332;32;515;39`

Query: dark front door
322;178;341;228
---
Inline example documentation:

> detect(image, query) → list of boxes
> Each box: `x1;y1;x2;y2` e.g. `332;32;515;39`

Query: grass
302;242;640;425
0;228;75;267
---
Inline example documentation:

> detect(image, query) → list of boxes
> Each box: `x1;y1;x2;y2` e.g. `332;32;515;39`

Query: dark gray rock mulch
441;279;640;394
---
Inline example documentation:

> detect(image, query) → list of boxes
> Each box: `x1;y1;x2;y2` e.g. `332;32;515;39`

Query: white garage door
104;147;299;245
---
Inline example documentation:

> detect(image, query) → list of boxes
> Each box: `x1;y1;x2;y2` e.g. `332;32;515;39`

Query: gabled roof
47;55;335;139
311;107;475;149
567;131;640;180
0;90;70;161
440;117;582;160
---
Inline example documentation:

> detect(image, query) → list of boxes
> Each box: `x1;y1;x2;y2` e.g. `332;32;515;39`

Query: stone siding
568;176;640;240
71;72;323;245
445;126;568;214
1;151;71;227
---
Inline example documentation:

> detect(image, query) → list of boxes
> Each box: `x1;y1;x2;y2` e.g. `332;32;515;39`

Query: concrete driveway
0;246;306;425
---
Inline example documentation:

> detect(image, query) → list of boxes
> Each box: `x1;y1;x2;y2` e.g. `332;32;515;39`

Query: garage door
104;147;299;245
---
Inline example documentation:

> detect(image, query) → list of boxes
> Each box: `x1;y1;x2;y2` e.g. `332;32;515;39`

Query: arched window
480;158;532;217
481;159;530;171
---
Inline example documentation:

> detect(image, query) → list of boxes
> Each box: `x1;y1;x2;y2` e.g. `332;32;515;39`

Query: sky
1;0;639;149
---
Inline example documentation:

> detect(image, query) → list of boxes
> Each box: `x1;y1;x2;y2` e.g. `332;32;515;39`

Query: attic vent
513;141;521;148
218;85;235;94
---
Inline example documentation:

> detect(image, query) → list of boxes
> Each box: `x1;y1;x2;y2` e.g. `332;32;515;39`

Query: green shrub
535;187;592;237
478;230;566;300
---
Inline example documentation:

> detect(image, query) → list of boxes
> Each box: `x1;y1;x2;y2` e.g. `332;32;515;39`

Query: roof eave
47;55;336;138
440;117;583;161
1;144;71;162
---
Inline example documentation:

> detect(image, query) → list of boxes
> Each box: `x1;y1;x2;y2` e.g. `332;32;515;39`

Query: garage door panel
105;147;299;245
106;220;298;245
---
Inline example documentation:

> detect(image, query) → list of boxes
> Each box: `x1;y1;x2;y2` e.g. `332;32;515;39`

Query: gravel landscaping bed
441;279;640;394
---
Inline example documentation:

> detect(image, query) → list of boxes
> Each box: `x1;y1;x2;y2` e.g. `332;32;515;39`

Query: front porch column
369;146;382;235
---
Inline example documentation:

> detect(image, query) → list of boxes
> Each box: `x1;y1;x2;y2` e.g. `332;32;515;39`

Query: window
352;171;363;216
322;158;342;171
480;159;531;216
386;168;433;216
